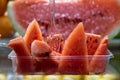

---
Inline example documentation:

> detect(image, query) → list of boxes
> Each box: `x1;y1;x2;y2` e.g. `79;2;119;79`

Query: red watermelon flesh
86;33;101;55
46;34;64;53
59;23;88;74
23;19;43;52
10;0;120;39
31;40;58;74
8;36;35;74
89;36;108;74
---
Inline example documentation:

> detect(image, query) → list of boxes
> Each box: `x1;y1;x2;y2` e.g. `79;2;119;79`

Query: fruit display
8;20;112;75
7;0;120;39
0;0;118;79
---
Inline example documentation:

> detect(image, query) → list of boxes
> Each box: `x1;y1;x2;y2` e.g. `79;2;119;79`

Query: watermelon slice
86;33;101;55
8;36;35;74
8;36;30;56
7;0;120;39
31;40;58;74
89;36;108;74
59;23;88;74
23;19;43;52
46;34;64;53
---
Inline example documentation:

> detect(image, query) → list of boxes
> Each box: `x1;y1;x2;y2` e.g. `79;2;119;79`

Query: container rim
8;49;113;59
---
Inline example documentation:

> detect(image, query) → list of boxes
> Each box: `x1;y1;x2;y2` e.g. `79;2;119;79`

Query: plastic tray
8;50;113;75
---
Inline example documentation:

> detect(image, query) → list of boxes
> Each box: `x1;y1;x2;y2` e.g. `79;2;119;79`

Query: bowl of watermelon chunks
8;20;113;75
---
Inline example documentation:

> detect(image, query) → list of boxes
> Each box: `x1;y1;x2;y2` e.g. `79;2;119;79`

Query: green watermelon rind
7;1;25;35
108;23;120;39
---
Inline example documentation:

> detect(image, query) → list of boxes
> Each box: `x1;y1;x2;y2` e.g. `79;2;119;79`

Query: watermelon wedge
8;36;35;74
89;36;108;74
31;40;58;74
23;19;43;52
59;23;88;74
86;33;101;55
8;36;30;56
7;0;120;39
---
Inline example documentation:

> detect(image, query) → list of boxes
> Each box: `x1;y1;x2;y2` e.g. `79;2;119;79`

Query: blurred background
0;0;120;80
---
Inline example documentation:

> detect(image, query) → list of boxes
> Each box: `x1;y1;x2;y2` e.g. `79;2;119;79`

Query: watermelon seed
95;39;98;43
86;40;89;43
55;18;83;24
90;38;92;40
60;38;64;42
39;52;50;57
45;52;50;56
92;14;96;17
99;12;104;17
52;37;56;40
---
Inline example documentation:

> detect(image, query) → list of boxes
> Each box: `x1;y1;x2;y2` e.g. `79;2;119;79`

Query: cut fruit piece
31;40;52;58
89;36;108;74
23;19;43;52
8;36;30;56
31;40;58;74
46;34;64;53
86;33;101;55
7;0;120;39
59;23;88;74
8;36;35;74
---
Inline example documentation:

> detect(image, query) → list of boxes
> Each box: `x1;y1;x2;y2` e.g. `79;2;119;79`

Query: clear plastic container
8;50;113;75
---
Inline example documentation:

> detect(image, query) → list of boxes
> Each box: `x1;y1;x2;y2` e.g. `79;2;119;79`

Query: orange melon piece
59;23;88;74
0;34;1;38
31;40;58;74
23;19;43;52
86;33;101;55
89;36;108;74
8;36;35;74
